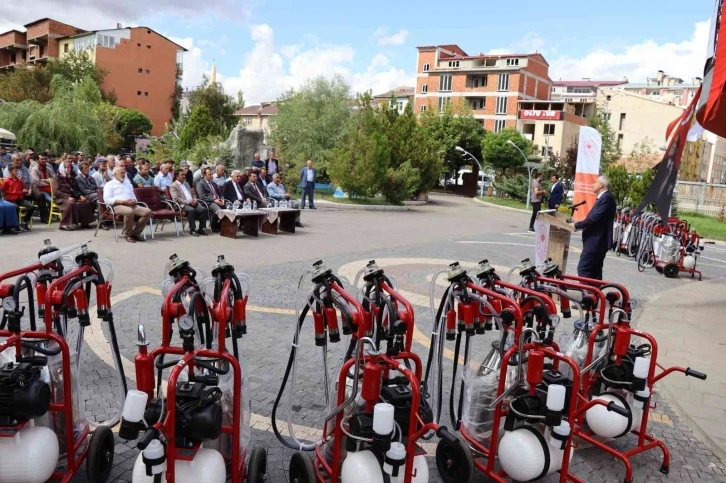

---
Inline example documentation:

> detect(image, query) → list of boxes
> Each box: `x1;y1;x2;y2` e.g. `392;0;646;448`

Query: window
396;101;404;111
472;76;487;88
144;92;149;96
244;118;252;126
420;105;427;112
494;119;506;132
506;58;520;66
471;98;485;110
63;44;69;53
438;96;451;112
605;112;612;121
137;91;141;96
422;63;430;72
543;124;555;135
619;113;626;130
495;96;508;114
137;43;141;47
146;69;150;74
498;73;510;91
617;133;624;150
421;84;428;93
439;74;452;92
448;60;460;68
138;68;143;73
146;45;151;49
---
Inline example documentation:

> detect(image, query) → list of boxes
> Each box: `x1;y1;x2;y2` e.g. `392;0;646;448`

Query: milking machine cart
0;240;127;483
119;253;266;483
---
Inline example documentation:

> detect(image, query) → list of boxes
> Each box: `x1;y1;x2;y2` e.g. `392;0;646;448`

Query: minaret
210;60;217;85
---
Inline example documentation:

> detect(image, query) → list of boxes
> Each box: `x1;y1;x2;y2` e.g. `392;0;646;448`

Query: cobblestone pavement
2;195;726;482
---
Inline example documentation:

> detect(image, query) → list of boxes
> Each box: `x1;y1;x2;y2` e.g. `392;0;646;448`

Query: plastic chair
48;180;63;226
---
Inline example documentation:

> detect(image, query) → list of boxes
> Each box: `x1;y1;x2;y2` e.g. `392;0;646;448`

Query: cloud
548;21;709;83
212;24;413;104
488;31;545;56
372;28;410;46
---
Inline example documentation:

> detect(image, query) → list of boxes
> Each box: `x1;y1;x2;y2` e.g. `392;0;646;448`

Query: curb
636;279;726;463
315;200;409;211
472;197;530;214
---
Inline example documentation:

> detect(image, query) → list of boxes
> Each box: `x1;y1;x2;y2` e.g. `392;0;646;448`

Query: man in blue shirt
268;173;303;227
299;159;317;209
251;153;265;170
154;162;174;195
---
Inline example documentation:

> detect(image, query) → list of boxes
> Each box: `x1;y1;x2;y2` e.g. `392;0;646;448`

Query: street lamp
454;146;484;198
507;139;535;209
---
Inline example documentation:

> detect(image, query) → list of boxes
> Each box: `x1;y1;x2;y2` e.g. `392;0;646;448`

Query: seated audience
196;167;225;232
170;168;208;236
52;157;96;231
267;173;303;227
212;164;227;187
251;153;265;169
31;153;54;222
223;170;246;206
103;166;152;243
93;158;113;187
1;164;35;231
193;163;208;186
243;172;268;207
154;163;174;193
133;162;155;187
75;162;99;203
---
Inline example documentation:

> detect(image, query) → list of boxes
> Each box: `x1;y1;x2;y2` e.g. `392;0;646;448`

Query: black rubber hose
12;275;36;331
423;285;451;388
106;312;129;396
449;331;463;428
457;332;472;429
188;291;211;349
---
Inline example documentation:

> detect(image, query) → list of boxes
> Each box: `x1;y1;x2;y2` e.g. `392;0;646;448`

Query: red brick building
414;44;553;132
0;19;186;136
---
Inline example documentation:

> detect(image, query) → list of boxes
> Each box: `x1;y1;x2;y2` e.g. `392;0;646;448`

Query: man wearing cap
92;157;113;187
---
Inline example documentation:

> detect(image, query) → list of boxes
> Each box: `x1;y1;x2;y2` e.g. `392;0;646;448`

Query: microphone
571;200;587;209
39;241;92;265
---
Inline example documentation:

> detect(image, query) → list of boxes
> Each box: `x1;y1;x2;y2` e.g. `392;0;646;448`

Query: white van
447;169;492;190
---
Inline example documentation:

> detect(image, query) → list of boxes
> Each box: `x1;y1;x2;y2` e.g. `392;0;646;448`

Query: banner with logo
636;86;702;220
697;0;726;137
572;126;602;222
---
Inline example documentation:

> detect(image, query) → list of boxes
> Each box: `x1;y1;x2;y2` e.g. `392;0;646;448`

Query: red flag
697;0;726;136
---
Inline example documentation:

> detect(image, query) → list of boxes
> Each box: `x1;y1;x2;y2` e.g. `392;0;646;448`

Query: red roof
554;80;628;87
234;103;278;116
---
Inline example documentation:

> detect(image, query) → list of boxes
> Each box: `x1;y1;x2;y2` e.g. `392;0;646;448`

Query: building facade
619;71;701;107
550;79;627;118
1;19;185;137
516;101;588;159
234;103;278;142
414;44;552;132
371;86;414;114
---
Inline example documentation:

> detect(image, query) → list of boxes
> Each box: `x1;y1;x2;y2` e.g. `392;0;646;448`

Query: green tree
381;161;421;204
188;76;238;136
550;139;578;192
0;66;54;103
629;168;655;208
92;102;123;152
481;128;533;175
234;90;245;110
604;164;632;206
588;109;621;167
628;137;657;174
419;101;485;177
49;50;106;87
270;75;352;176
179;105;216;151
117;108;153;150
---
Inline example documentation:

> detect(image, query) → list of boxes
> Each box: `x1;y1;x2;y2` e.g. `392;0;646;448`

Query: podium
534;210;575;273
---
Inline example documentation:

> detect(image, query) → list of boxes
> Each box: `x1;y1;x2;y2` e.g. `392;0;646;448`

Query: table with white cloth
258;207;301;234
216;209;266;238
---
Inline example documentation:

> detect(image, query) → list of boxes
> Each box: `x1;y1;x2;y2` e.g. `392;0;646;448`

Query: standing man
548;174;564;210
573;175;617;280
170;168;208;236
299;160;317;209
197;167;225;232
243;172;268;207
103;166;152;243
528;172;544;232
265;152;279;178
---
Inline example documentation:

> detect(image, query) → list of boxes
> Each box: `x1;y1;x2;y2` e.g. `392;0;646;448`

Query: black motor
0;360;51;424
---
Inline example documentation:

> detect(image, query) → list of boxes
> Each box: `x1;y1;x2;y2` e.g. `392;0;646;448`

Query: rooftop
373;86;415;98
554;80;628;88
65;26;189;51
235;103;278;116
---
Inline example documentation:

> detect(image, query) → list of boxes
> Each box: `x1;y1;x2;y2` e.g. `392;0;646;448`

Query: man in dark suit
548;174;564;210
573;175;617;280
223;170;246;207
196;167;225;232
243;172;268;207
299;159;317;209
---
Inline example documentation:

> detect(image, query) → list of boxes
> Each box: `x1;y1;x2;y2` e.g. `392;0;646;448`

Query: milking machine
273;260;451;483
119;253;265;483
572;307;707;483
0;240;126;483
425;261;611;482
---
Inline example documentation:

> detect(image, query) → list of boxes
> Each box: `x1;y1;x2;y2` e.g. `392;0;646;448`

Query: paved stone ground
2;195;726;482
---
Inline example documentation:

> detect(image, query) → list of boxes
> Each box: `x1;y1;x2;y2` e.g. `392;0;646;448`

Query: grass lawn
315;193;398;206
680;212;726;242
477;196;529;211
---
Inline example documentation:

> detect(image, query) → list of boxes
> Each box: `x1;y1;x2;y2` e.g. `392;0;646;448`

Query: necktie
255;185;262;198
209;181;217;197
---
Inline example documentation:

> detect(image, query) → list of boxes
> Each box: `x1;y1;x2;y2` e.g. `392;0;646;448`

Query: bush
380;161;420;204
494;174;529;201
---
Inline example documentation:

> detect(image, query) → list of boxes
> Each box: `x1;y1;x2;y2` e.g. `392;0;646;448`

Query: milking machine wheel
435;435;475;483
247;447;267;482
289;451;316;483
655;265;663;273
86;426;115;483
663;263;679;278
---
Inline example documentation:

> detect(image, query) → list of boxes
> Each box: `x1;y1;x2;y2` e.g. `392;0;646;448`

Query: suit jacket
575;191;617;254
243;181;266;205
196;178;223;203
299;167;317;188
548;182;564;209
169;181;197;207
75;174;99;201
223;179;245;204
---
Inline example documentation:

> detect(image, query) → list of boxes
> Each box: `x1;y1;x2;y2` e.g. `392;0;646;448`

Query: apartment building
0;18;85;70
414;44;552;132
371;86;415;114
0;19;186;136
516;101;589;159
550;79;627;117
234;103;278;142
619;70;701;107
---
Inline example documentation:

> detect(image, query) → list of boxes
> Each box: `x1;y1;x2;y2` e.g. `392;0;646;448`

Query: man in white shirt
103;166;152;243
154;163;174;194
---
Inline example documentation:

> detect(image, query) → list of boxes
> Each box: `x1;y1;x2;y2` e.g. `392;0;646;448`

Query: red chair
134;187;182;238
95;188;152;242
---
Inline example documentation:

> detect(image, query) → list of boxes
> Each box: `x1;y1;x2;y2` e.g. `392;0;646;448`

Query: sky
0;0;716;105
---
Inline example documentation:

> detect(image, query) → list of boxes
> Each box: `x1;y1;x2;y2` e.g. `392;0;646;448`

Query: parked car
449;169;492;190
